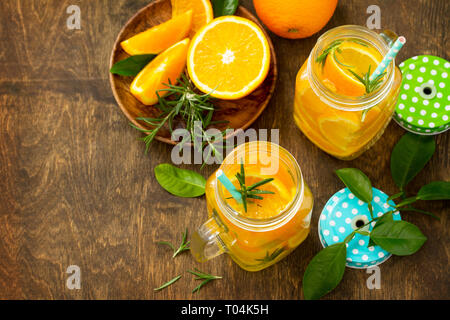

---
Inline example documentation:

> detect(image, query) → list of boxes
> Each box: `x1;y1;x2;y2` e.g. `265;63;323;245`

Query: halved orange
130;39;190;105
171;0;213;36
322;41;382;97
121;10;193;55
187;16;271;100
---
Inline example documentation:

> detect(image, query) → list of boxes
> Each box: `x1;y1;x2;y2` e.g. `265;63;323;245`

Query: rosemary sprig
255;247;285;264
188;269;222;294
347;65;386;121
333;48;355;68
157;228;190;258
232;162;275;213
132;74;227;164
316;39;370;69
348;39;369;47
154;275;182;291
316;40;343;68
347;65;386;94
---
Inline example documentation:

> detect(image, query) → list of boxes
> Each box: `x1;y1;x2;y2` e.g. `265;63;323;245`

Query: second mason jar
191;141;314;272
293;25;403;160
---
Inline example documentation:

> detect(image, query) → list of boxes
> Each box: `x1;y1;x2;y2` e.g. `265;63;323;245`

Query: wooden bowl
109;0;277;145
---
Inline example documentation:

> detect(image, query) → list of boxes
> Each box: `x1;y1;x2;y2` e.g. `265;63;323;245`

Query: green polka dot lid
319;188;401;269
395;55;450;135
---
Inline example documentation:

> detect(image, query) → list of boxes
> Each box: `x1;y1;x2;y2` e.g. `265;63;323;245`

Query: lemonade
191;141;313;271
293;25;403;160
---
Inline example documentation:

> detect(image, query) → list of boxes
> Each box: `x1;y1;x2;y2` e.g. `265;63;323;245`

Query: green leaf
370;220;427;256
367;238;376;248
154;164;206;198
390;133;435;190
110;54;156;76
416;181;450;200
335;168;373;203
396;196;418;208
211;0;239;17
303;243;347;300
387;191;404;202
374;211;394;228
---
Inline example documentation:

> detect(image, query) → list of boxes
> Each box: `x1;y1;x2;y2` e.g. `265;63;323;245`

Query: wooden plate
109;0;277;145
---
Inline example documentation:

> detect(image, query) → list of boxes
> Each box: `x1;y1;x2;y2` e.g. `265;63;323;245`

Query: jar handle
379;29;399;48
190;212;227;262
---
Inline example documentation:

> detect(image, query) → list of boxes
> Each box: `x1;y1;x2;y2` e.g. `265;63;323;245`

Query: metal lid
394;55;450;135
319;188;401;269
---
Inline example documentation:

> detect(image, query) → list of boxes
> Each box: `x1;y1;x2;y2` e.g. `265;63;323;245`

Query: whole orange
253;0;338;39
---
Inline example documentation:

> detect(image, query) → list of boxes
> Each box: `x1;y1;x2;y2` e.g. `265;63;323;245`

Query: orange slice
187;16;271;100
318;112;362;151
171;0;213;36
223;174;294;220
130;39;190;105
121;10;193;55
322;41;381;97
362;106;381;124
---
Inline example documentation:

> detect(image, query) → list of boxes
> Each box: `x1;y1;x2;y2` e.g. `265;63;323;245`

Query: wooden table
0;0;448;300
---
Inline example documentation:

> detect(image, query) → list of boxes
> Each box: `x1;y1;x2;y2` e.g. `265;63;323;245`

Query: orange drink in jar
191;141;313;271
293;25;403;160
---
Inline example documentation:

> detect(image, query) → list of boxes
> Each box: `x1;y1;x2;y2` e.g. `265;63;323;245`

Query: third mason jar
293;25;403;160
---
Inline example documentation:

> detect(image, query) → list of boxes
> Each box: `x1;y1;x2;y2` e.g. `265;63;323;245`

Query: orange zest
171;0;213;36
121;10;193;55
130;39;190;105
187;16;271;100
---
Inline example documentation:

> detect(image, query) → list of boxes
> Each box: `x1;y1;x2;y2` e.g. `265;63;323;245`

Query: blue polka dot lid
319;188;401;269
395;55;450;135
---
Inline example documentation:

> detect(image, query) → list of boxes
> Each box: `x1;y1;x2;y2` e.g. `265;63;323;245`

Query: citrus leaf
371;220;427;256
110;54;156;76
390;133;435;190
373;211;394;228
154;164;206;198
416;181;450;200
303;243;347;300
335;168;373;203
211;0;239;17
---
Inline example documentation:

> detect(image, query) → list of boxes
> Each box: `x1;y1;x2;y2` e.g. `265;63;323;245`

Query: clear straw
216;170;242;203
370;36;406;81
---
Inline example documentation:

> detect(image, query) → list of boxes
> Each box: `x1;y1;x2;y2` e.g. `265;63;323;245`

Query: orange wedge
121;10;193;55
322;41;382;97
171;0;213;36
318;112;362;151
130;39;190;105
187;16;271;100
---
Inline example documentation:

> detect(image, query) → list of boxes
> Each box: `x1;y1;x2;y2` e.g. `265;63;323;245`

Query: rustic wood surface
0;0;448;300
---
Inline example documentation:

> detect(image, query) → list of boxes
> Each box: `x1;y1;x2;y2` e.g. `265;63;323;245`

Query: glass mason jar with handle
191;141;314;272
293;25;403;160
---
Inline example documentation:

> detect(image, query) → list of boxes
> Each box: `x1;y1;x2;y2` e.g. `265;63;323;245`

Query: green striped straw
370;36;406;81
216;169;242;203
